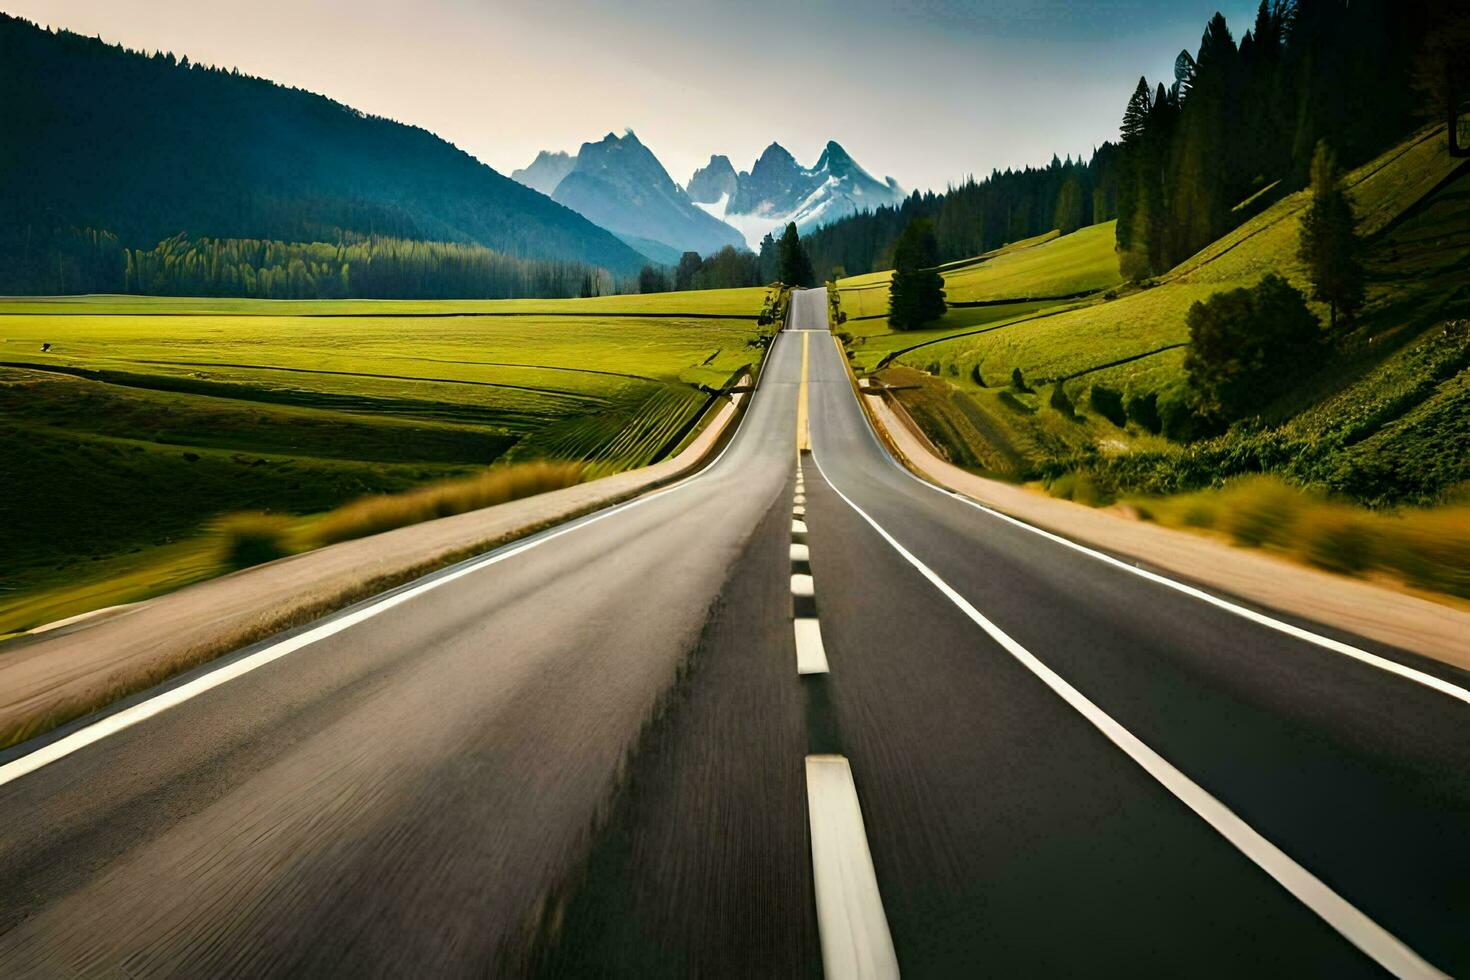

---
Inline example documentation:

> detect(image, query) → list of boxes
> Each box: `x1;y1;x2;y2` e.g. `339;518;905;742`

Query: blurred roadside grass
0;462;586;641
218;460;586;563
1123;475;1470;598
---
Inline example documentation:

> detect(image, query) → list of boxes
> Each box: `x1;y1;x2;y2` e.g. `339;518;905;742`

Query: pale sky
8;0;1258;193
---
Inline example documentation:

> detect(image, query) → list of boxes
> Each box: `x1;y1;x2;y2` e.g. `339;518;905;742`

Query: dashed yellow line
797;331;811;453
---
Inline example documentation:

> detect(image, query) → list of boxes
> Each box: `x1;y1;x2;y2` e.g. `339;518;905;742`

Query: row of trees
638;223;816;293
803;149;1119;282
5;230;623;299
1116;0;1453;278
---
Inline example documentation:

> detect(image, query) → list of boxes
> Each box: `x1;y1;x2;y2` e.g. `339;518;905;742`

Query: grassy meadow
835;126;1470;595
0;288;773;635
837;126;1469;490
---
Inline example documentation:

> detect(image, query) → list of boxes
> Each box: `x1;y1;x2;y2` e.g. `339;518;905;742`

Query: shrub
1089;385;1127;427
946;362;959;376
215;512;294;569
1184;273;1321;421
1009;367;1029;392
311;461;584;546
1049;381;1075;417
998;389;1035;413
1181;500;1218;528
1158;384;1210;441
1379;509;1470;597
1221;476;1304;547
970;363;987;387
1125;390;1161;433
1047;471;1111;507
1298;507;1376;573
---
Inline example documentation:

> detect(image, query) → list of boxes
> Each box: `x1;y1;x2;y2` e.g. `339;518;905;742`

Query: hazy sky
10;0;1258;192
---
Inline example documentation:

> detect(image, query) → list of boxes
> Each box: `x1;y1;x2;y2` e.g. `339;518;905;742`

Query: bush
215;512;294;569
1009;367;1029;392
311;461;584;546
1298;507;1376;573
1184;273;1321;421
1089;385;1127;427
998;389;1035;413
1158;385;1210;441
1125;390;1161;433
1049;382;1075;417
1221;476;1304;547
1047;471;1112;507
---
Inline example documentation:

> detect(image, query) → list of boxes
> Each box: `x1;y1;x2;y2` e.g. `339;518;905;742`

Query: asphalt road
0;288;1465;978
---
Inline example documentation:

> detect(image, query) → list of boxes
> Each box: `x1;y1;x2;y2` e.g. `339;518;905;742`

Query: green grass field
838;125;1470;514
0;288;772;634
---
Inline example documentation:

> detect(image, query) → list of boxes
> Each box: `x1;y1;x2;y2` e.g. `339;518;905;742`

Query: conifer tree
776;222;814;288
887;218;946;330
1297;141;1364;330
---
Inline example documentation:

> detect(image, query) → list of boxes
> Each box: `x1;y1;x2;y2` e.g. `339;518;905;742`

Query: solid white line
791;543;810;562
793;519;808;534
0;332;793;789
806;754;899;980
792;574;815;598
828;341;1470;706
940;489;1470;707
811;452;1448;980
795;618;831;675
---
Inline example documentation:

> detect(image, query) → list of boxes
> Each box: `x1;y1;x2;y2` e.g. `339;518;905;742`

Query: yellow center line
797;330;810;453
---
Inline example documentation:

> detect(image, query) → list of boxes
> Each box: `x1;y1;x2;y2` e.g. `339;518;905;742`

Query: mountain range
513;136;906;260
540;131;745;265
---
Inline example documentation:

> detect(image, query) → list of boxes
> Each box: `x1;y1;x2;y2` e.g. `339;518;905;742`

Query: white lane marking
838;367;1470;706
794;506;807;518
0;334;795;789
795;619;831;675
811;453;1448;980
940;489;1470;706
794;493;807;505
806;754;900;980
791;543;811;562
793;519;809;534
792;574;815;598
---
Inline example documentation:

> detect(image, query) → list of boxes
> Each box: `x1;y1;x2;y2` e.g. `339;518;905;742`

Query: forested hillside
804;148;1120;282
1113;0;1449;278
807;0;1459;286
0;14;648;295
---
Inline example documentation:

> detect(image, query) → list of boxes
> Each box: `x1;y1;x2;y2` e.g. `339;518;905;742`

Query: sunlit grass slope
0;288;771;634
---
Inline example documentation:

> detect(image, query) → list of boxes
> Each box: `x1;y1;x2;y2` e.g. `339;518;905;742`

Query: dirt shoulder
0;391;746;750
864;386;1470;672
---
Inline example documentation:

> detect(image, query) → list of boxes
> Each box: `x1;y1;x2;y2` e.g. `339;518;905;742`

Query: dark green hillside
0;13;648;291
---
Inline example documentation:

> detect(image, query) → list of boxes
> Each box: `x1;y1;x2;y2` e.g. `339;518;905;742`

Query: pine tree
776;222;814;287
887;218;946;330
1297;141;1364;330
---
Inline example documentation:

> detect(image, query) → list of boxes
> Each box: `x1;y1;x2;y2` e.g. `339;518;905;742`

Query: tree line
1115;0;1455;279
802;148;1120;282
5;230;622;299
0;11;645;294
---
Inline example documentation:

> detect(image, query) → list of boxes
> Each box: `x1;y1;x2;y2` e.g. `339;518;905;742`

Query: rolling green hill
0;288;773;635
837;126;1470;505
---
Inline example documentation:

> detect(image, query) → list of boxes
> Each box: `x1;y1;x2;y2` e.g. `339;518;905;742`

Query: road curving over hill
0;290;1465;977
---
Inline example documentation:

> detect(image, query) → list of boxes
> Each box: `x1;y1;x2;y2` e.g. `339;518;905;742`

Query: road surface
0;289;1465;977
